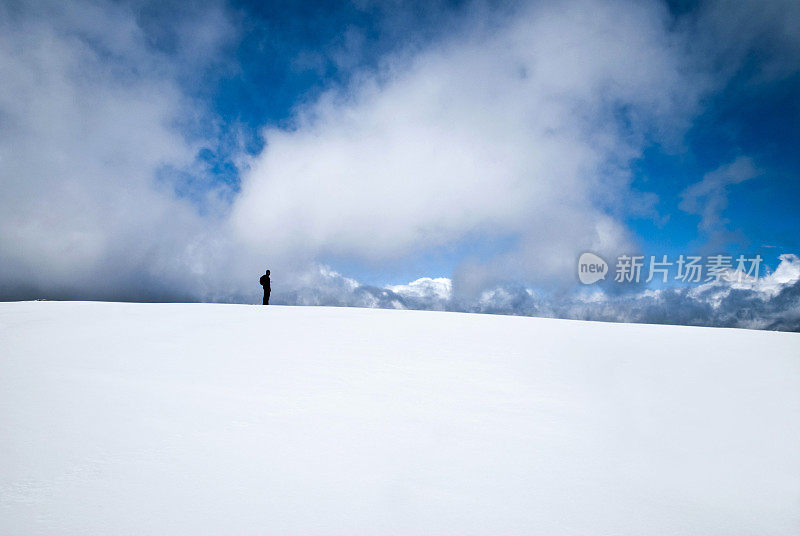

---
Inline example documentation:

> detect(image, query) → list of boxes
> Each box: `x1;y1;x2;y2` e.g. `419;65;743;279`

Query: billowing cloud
232;0;703;294
0;0;240;301
286;255;800;331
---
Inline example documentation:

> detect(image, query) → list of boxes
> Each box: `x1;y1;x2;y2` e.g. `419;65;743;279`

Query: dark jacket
259;274;271;292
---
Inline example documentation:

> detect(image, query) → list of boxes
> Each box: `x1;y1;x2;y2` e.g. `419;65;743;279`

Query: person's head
266;269;270;276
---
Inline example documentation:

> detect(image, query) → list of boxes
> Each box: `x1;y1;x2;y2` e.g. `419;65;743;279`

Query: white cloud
679;156;762;245
0;0;239;301
388;277;452;301
692;253;800;300
231;0;704;294
290;254;800;330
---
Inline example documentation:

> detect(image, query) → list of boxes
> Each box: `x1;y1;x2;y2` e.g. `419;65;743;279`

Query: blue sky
628;63;800;260
0;0;798;328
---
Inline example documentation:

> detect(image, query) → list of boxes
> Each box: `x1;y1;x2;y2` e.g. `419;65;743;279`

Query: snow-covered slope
1;301;798;535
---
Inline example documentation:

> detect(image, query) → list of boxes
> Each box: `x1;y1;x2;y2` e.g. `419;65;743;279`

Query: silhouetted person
259;269;271;305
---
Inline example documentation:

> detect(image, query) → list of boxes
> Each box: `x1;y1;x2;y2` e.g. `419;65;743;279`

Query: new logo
578;252;608;284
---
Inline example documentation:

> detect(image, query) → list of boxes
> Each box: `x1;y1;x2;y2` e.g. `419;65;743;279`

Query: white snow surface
1;301;798;535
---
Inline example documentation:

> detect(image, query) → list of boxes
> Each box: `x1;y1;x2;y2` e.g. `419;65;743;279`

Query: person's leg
263;294;268;305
